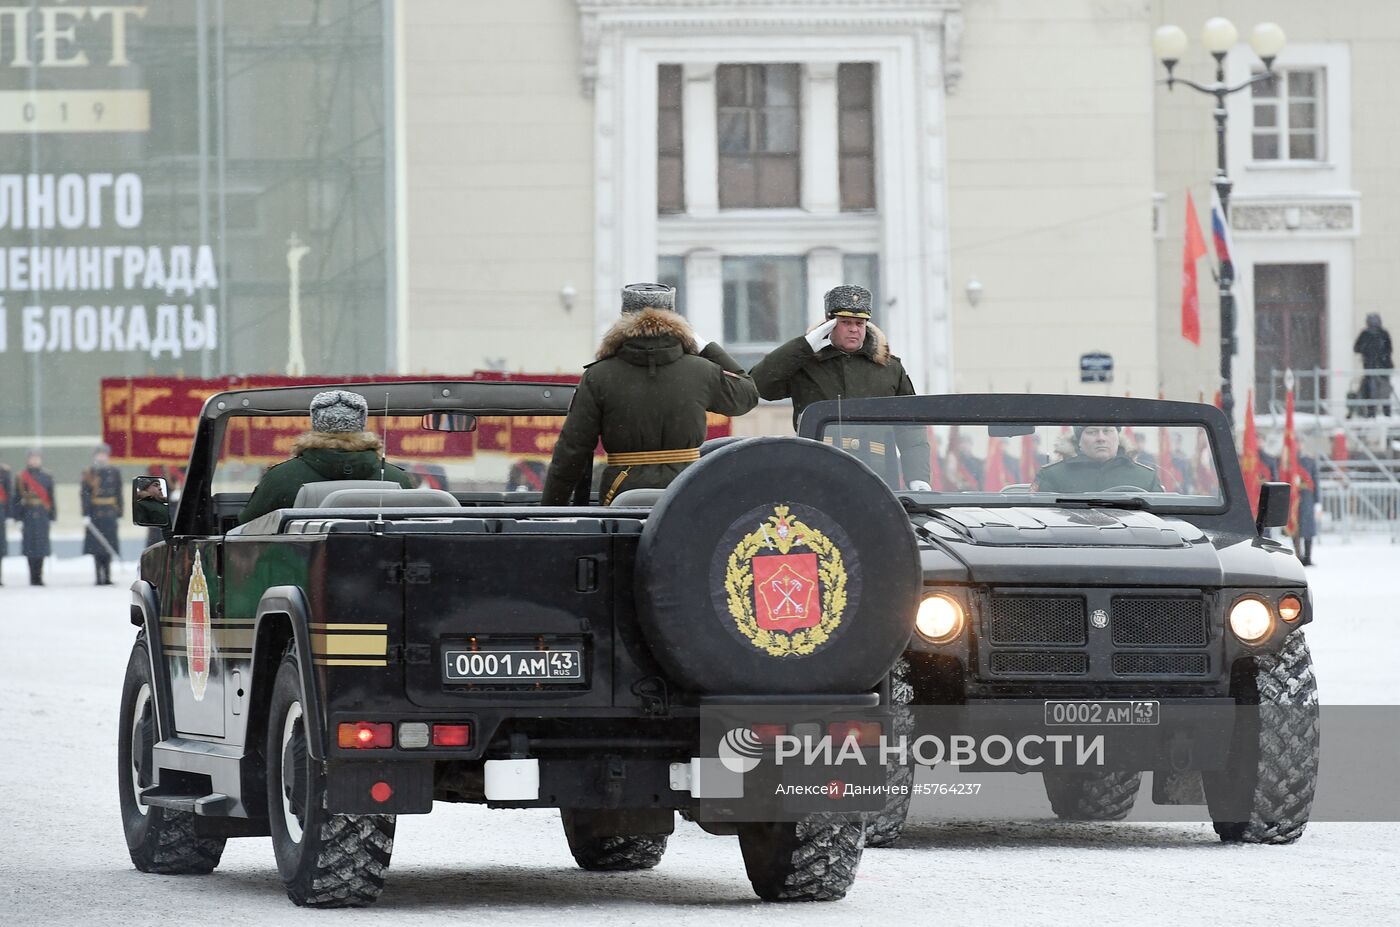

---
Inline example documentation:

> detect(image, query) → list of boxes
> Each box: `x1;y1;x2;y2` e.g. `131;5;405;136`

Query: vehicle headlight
1228;597;1273;643
915;594;964;643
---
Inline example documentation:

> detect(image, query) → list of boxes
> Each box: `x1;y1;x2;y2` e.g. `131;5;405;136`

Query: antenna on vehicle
376;391;389;528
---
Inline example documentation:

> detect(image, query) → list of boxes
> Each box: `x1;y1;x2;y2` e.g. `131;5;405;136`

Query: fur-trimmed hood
597;307;700;360
290;430;384;456
806;319;891;366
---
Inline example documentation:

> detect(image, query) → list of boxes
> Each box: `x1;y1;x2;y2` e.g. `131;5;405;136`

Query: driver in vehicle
1031;424;1164;493
237;389;415;524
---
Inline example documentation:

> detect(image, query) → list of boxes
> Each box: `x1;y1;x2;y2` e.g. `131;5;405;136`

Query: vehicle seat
610;488;666;507
292;480;406;507
319;487;461;508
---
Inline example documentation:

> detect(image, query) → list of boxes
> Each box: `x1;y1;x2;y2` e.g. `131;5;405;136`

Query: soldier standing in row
81;443;124;586
0;460;10;586
542;283;759;505
12;449;57;586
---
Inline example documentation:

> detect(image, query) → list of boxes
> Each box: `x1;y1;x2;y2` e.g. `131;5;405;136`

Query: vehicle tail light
338;722;393;749
829;720;883;746
370;781;394;803
750;723;787;744
432;723;472;747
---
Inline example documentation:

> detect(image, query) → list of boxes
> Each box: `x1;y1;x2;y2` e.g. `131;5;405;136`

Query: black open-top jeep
797;394;1320;847
120;381;920;906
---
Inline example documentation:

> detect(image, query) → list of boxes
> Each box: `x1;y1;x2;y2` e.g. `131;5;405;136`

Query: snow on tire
1041;769;1143;821
117;637;227;875
1204;629;1320;845
561;810;668;871
737;814;865;902
267;648;395;906
866;657;914;848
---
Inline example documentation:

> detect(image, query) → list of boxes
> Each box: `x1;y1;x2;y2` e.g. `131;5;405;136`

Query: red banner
101;374;733;465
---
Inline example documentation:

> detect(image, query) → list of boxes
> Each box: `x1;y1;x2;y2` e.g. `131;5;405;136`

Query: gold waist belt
823;436;886;455
605;448;701;467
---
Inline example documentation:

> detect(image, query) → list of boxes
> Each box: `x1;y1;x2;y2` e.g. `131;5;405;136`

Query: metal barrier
1319;480;1400;542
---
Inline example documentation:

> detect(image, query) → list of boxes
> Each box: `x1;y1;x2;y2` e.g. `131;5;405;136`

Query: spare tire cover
634;436;919;695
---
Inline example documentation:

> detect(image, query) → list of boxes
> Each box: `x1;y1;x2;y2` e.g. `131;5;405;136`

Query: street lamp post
1153;18;1287;431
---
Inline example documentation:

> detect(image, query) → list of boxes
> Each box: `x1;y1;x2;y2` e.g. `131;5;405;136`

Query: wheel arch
129;580;174;742
252;586;325;760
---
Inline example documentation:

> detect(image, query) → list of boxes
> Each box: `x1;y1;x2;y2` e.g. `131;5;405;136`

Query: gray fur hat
94;443;111;456
824;285;872;320
309;389;368;433
621;282;675;314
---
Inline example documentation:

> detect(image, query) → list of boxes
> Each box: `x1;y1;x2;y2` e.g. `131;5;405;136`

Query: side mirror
1256;481;1291;532
422;411;477;433
132;476;171;528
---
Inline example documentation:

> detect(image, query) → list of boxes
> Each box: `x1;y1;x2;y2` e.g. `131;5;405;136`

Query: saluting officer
13;449;57;586
0;460;11;586
81;443;124;586
542;283;760;505
750;284;931;489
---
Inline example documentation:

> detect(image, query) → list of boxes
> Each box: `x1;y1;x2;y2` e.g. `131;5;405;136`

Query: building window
1251;68;1324;161
716;64;801;208
656;255;687;317
722;257;806;361
838;64;876;211
658;65;685;214
842;253;880;313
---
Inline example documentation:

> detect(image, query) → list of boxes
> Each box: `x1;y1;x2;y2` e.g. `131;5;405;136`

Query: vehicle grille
988;595;1087;645
1112;652;1209;676
1111;596;1208;646
990;651;1089;676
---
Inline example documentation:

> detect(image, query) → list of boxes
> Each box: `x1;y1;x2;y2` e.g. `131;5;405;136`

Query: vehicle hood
914;506;1294;588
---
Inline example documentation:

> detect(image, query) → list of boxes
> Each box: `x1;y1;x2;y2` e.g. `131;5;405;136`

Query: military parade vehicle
797;394;1319;847
119;380;920;907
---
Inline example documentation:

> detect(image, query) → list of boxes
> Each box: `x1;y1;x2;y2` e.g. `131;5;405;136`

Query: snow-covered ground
1;540;1395;926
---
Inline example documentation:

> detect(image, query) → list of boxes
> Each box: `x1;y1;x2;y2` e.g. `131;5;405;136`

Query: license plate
1044;700;1160;726
443;648;584;683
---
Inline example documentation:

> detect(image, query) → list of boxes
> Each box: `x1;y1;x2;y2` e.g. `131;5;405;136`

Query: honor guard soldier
13;449;57;586
542;283;760;505
750;284;932;490
81;443;124;585
0;460;10;585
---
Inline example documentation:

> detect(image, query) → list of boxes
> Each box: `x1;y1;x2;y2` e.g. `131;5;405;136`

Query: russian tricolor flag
1210;189;1233;267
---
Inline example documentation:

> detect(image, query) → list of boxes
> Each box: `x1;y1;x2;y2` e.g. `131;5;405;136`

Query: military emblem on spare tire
723;504;849;657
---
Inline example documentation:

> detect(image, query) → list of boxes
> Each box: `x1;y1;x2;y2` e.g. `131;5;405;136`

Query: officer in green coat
750;285;931;489
541;283;759;505
238;390;415;524
1032;425;1164;493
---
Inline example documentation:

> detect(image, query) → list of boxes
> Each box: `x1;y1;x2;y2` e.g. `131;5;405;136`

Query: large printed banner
100;374;733;465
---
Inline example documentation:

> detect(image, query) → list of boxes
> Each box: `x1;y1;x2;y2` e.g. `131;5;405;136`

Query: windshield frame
796;393;1255;535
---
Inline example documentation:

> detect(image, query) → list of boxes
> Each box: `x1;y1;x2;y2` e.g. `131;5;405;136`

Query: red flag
1182;192;1208;345
1158;426;1184;492
1020;433;1038;484
984;437;1011;492
1281;387;1315;536
1239;391;1271;516
1330;429;1348;463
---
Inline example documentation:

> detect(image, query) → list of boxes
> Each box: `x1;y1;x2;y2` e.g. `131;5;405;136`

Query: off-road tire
1204;629;1320;845
561;810;668;871
1042;769;1143;821
737;815;866;901
118;637;227;874
865;657;914;848
267;648;395;907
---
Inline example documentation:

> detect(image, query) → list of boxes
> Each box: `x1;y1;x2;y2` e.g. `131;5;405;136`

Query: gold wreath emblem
724;505;848;657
